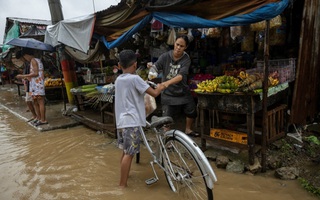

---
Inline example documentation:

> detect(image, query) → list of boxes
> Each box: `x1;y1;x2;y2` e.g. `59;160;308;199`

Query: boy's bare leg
119;153;134;188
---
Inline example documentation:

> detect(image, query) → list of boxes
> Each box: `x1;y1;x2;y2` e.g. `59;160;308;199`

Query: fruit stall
195;58;295;164
44;78;66;102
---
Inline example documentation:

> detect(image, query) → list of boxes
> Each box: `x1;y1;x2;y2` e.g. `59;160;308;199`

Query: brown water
0;107;318;200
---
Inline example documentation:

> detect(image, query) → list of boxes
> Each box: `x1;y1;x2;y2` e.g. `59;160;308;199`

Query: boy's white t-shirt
114;73;150;128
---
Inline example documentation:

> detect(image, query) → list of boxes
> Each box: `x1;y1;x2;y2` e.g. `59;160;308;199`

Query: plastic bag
206;28;221;38
148;66;158;80
230;26;242;40
167;28;176;45
144;93;157;117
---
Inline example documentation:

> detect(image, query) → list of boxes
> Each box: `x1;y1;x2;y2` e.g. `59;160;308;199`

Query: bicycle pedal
145;177;158;185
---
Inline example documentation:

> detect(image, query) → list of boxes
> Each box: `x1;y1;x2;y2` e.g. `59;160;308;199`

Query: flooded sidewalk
0;99;319;200
0;84;79;132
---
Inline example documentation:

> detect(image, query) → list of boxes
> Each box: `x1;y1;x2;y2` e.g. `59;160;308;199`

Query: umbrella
6;38;55;52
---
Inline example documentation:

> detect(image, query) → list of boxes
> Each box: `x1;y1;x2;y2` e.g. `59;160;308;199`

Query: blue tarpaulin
98;0;289;49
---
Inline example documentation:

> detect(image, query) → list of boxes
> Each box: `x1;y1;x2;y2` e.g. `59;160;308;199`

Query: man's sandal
186;131;200;137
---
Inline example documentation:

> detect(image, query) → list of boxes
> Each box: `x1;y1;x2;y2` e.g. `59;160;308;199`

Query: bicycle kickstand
145;161;159;185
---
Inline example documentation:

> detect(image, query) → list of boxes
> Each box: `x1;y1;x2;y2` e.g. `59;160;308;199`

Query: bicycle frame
139;122;217;189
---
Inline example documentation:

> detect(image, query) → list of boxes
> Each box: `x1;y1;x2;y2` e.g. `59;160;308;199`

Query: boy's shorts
25;92;33;102
117;127;142;156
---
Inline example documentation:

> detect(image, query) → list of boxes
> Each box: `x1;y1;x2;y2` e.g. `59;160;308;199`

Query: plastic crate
210;128;248;145
247;58;296;83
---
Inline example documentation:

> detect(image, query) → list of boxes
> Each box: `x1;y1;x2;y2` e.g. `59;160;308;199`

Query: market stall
70;83;116;136
197;83;289;164
43;0;298;166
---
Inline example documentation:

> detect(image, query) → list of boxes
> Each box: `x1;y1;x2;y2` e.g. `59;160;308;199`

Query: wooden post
261;20;270;172
47;0;78;104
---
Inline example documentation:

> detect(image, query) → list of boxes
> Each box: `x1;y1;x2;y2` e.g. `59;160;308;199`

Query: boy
115;49;167;188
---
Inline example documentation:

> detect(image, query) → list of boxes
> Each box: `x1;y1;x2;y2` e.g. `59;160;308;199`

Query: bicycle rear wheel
162;137;213;200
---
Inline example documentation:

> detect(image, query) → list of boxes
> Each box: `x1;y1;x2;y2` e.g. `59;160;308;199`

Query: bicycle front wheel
162;137;213;200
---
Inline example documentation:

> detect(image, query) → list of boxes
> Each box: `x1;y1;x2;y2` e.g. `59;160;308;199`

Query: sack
250;15;282;31
163;84;185;97
144;93;157;117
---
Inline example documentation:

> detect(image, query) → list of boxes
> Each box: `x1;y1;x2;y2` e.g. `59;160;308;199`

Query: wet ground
0;84;319;199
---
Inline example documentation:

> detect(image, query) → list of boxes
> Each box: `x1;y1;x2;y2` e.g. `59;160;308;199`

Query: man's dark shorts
162;101;197;119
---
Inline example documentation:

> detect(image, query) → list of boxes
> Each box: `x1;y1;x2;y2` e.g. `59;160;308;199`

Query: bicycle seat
150;116;173;128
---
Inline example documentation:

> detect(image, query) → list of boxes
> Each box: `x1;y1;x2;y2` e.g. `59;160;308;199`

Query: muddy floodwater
0;107;318;200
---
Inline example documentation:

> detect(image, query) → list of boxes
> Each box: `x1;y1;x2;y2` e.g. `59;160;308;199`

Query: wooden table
197;88;288;164
45;86;66;101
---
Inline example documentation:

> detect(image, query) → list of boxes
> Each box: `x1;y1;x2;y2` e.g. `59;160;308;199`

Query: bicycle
138;114;217;200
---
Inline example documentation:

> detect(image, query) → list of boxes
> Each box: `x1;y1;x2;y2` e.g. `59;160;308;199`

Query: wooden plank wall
291;0;320;125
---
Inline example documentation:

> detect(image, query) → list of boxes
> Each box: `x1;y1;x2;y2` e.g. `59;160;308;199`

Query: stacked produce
194;75;240;93
189;74;215;90
70;84;98;93
136;67;148;80
237;71;279;92
44;78;64;87
194;70;280;94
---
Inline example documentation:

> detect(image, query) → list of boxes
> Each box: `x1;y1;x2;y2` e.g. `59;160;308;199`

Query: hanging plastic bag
187;28;194;42
270;16;286;46
230;26;243;40
167;28;176;46
144;93;157;117
206;28;221;38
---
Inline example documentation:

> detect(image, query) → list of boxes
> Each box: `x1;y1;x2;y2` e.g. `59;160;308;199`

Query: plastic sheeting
98;0;289;49
2;21;20;52
65;40;104;63
45;14;95;53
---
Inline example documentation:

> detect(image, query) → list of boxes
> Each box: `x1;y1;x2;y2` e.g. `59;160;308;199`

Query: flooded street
0;106;318;200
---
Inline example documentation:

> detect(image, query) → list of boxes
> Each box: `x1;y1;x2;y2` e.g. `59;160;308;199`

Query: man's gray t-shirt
115;73;150;128
154;50;193;105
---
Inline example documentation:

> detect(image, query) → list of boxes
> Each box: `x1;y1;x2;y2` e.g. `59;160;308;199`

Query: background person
18;60;38;122
115;49;165;188
16;48;47;126
147;35;199;137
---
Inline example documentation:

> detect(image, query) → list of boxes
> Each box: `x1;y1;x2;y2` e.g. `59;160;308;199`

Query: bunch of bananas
238;71;249;80
45;78;64;87
194;79;218;93
268;76;279;86
194;75;240;94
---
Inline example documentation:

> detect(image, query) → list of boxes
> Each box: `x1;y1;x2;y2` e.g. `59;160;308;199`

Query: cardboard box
210;128;247;145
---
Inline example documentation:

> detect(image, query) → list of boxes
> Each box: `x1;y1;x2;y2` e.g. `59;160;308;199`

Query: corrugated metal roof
6;17;51;25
